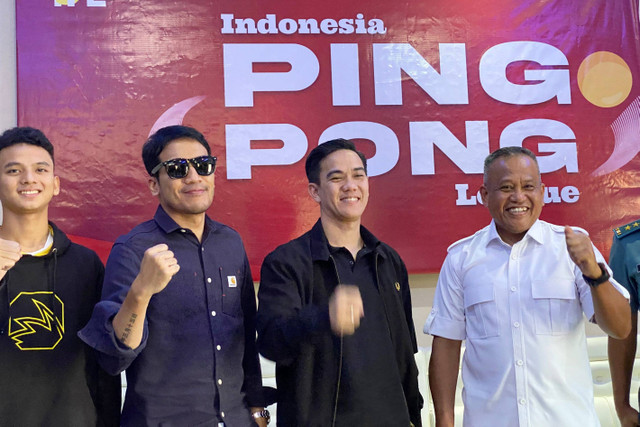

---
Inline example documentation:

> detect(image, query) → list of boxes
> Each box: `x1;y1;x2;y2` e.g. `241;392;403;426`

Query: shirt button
516;360;524;366
513;322;520;328
180;229;186;233
218;379;223;385
201;248;204;252
510;286;517;292
511;253;517;260
211;311;217;316
221;412;225;418
207;277;212;283
216;345;221;351
519;398;526;405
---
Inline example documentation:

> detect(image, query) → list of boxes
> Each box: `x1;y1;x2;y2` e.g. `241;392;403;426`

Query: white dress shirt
424;220;629;427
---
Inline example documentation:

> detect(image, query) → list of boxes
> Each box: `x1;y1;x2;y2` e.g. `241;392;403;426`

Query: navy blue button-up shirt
80;206;263;427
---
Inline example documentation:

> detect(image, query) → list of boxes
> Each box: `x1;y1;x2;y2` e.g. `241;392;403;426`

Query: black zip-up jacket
0;222;120;426
257;220;423;427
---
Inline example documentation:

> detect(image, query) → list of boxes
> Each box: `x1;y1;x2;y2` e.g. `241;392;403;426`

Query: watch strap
252;409;271;424
582;262;610;287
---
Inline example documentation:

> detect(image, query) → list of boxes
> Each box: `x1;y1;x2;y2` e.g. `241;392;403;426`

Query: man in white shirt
424;146;631;427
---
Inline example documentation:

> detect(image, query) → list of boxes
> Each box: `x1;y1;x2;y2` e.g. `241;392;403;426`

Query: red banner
16;0;640;274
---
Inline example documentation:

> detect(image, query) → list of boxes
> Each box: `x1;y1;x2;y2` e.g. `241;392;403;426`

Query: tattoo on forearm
120;313;138;343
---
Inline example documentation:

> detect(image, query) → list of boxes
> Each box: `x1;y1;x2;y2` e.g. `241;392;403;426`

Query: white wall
0;0;17;131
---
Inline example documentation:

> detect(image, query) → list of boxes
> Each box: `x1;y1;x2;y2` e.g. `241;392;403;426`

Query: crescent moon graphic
148;95;207;137
592;96;640;176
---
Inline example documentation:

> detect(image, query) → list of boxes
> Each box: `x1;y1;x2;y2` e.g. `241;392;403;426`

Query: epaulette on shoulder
547;222;588;236
614;219;640;239
446;227;486;252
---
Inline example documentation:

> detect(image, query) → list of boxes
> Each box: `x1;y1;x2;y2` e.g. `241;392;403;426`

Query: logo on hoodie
8;291;64;351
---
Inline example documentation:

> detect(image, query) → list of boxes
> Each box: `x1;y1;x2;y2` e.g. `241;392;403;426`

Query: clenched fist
564;226;601;278
329;285;364;336
0;238;22;281
131;243;180;298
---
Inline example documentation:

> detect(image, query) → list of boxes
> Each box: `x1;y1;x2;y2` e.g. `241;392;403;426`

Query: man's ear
52;175;60;197
479;185;488;207
308;182;321;203
148;176;160;196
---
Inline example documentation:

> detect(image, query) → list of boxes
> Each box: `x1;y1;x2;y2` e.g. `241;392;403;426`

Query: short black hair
0;127;54;162
305;138;367;184
142;125;211;175
483;146;539;183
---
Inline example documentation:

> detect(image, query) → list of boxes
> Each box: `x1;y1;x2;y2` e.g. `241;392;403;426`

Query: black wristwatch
582;262;610;287
252;409;271;424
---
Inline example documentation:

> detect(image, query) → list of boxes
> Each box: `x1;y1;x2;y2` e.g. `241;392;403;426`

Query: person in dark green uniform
609;219;640;427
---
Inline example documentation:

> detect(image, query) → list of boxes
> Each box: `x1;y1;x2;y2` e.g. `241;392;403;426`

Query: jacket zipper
329;252;383;427
329;254;342;427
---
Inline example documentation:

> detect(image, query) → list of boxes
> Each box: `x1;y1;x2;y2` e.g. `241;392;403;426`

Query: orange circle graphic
578;51;633;108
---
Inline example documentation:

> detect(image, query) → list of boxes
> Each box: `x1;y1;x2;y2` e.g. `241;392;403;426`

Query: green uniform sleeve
610;233;639;311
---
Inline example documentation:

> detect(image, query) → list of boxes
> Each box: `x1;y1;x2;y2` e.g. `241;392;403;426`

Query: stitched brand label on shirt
227;276;237;287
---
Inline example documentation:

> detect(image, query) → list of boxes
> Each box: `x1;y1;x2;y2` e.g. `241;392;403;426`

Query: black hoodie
0;222;120;426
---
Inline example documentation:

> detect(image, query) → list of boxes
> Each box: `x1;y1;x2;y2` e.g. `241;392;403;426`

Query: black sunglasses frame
151;156;217;179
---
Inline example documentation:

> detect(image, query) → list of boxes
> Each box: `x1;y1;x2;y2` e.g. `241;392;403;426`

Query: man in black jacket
0;127;120;426
257;138;422;427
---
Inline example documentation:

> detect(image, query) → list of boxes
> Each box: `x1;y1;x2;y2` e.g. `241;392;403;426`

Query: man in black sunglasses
80;125;268;427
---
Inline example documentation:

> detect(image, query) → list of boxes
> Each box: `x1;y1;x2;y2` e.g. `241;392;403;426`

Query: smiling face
149;138;215;224
0;143;60;217
480;154;545;245
308;149;369;227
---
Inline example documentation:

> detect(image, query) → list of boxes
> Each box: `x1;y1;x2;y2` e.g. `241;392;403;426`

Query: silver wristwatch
252;409;271;424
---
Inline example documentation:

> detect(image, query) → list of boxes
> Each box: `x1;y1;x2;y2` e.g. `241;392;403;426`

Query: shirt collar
154;205;182;234
310;219;382;261
486;219;544;246
526;219;545;244
153;205;216;239
23;225;54;256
